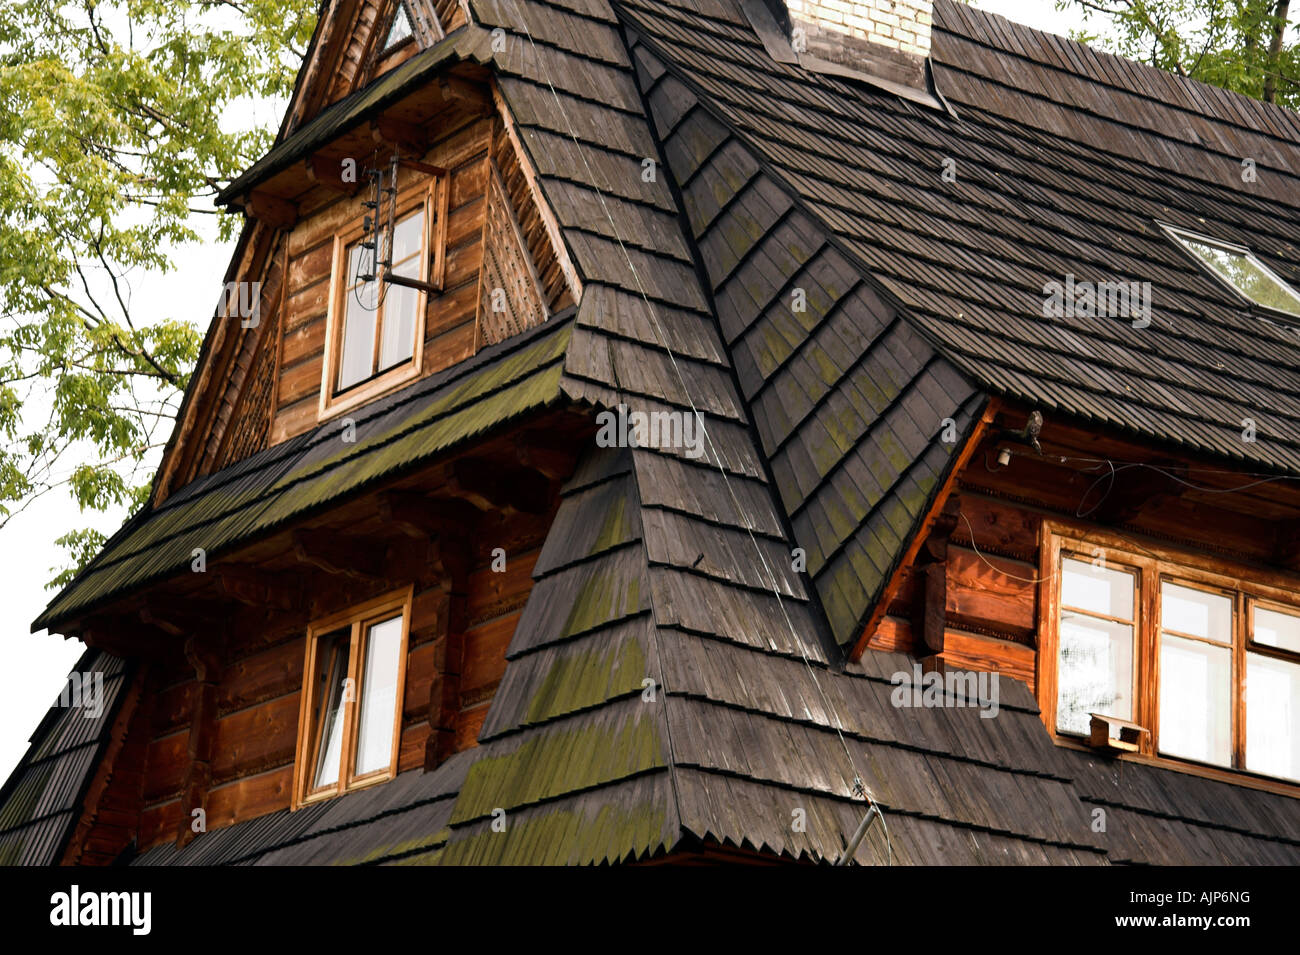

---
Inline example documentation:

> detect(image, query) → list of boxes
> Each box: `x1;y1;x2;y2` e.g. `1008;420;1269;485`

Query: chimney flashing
742;0;952;114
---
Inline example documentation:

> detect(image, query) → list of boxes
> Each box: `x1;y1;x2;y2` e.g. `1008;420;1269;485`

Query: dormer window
320;169;447;419
1163;224;1300;319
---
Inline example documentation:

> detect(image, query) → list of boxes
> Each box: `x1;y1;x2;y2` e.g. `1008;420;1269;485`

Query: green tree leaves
1061;0;1298;108
0;0;316;585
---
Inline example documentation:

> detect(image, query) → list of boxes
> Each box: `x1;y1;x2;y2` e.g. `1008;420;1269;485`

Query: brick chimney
762;0;932;88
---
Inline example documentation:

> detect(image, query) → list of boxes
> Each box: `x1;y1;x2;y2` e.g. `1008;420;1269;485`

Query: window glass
391;209;424;265
1253;605;1300;654
1062;557;1134;619
1246;653;1300;782
1159;634;1232;767
1168;228;1300;318
353;615;404;777
1058;557;1137;736
384;5;413;49
1057;615;1134;735
379;285;419;370
338;244;378;391
311;629;351;790
1161;582;1232;643
337;207;423;390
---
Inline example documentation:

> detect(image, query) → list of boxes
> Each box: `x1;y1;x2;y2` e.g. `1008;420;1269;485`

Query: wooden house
3;0;1299;865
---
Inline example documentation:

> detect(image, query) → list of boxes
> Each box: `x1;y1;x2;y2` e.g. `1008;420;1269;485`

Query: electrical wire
1000;446;1300;495
503;0;892;865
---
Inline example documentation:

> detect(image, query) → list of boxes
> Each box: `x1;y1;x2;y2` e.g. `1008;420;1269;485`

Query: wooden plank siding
272;117;494;444
326;0;385;105
127;540;541;852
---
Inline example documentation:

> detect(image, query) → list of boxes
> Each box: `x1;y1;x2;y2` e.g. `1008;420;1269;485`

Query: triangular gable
384;3;416;50
477;160;548;347
151;222;283;504
280;0;466;141
323;0;458;114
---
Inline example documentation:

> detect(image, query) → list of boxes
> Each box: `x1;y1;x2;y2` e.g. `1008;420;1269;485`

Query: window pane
379;283;418;370
1161;582;1232;642
338;258;378;390
1246;653;1300;782
384;5;413;49
1173;232;1300;318
311;630;351;790
1057;615;1134;735
391;209;424;265
1159;634;1232;767
1253;606;1300;654
353;615;404;777
1061;557;1134;619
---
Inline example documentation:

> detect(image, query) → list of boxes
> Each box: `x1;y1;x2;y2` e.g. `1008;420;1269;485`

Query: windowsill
299;768;394;808
1049;732;1300;799
318;359;422;423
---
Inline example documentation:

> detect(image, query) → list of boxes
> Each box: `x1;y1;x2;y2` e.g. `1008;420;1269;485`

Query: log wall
272;117;492;444
132;542;540;852
864;417;1300;699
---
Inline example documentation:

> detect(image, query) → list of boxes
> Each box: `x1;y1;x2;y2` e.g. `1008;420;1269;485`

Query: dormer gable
150;8;579;503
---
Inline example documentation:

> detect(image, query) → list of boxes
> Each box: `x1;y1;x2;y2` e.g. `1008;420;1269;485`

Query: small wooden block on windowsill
1088;714;1149;753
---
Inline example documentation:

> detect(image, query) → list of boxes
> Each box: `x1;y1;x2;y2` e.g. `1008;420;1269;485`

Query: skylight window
384;4;414;50
1164;225;1300;319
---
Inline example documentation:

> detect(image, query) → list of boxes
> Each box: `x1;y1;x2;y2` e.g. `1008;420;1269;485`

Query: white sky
0;0;1092;784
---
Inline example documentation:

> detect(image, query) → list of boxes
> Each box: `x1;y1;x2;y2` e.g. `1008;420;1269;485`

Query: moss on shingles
558;562;645;639
45;324;572;626
591;491;635;555
338;827;449;866
438;788;672;866
450;708;667;824
522;631;648;725
386;847;444;866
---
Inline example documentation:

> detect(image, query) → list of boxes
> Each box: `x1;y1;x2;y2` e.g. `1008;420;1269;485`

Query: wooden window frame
1039;520;1300;793
292;586;413;809
317;173;448;422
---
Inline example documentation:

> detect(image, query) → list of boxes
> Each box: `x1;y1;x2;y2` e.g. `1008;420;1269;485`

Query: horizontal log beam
215;564;303;611
293;529;383;581
371;117;430;155
304;154;362;194
244;190;298;230
379;491;483;539
451;458;550;515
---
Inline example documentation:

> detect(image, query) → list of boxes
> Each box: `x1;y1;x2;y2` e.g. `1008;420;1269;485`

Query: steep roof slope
625;30;983;648
0;651;132;865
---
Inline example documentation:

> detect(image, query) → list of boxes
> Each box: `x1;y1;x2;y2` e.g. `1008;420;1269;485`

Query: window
384;4;414;51
294;588;412;807
1044;527;1300;785
319;173;446;419
1163;224;1300;319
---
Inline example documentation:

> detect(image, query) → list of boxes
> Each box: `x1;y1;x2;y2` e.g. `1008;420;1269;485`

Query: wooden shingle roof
0;651;133;865
620;0;1300;474
35;314;575;631
20;0;1300;866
